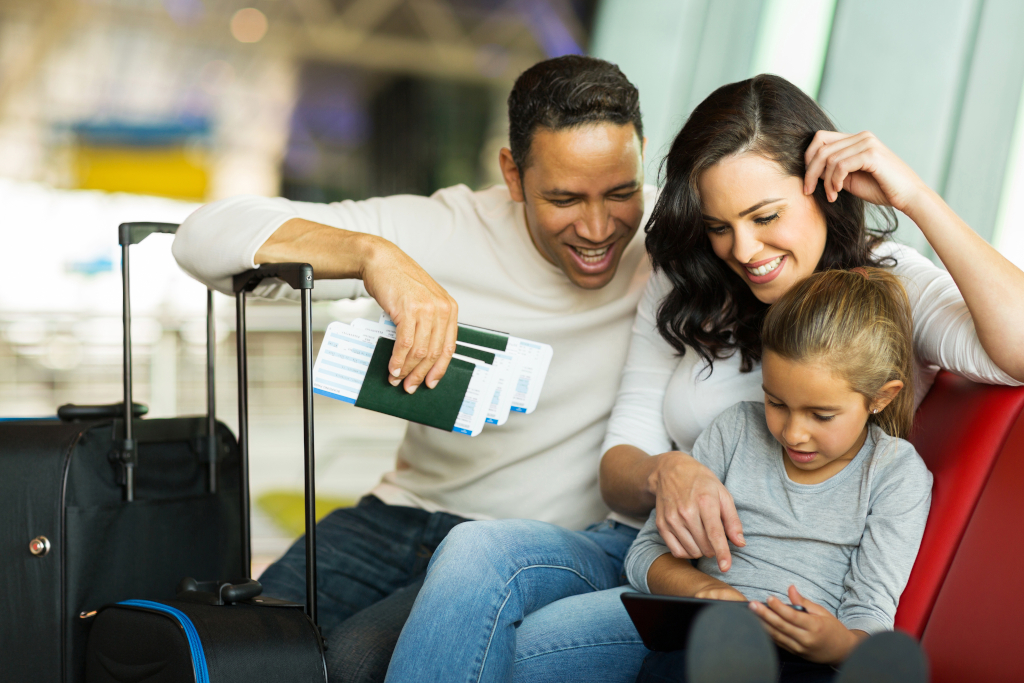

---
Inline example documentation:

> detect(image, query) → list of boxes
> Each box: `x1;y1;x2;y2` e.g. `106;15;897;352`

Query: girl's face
761;351;877;484
698;153;827;305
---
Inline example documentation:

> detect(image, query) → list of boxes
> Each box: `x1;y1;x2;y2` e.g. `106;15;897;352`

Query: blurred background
2;0;1023;574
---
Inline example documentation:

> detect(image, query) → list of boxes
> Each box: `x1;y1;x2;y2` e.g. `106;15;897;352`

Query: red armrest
896;371;1024;639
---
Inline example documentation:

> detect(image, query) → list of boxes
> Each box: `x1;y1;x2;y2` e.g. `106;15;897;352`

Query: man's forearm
600;444;659;516
255;217;382;280
646;554;722;597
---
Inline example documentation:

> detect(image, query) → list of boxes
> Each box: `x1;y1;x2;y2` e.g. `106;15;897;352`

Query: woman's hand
749;586;867;665
649;451;745;571
803;130;928;213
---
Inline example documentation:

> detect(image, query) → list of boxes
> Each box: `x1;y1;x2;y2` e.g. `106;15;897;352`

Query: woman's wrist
646;450;691;498
896;181;945;228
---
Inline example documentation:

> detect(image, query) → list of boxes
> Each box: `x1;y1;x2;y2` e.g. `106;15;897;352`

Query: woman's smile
744;254;787;283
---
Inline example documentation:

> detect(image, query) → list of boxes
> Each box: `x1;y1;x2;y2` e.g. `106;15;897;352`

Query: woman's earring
872;408;878;414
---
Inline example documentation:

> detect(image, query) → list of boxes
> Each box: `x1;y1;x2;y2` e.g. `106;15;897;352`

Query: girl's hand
694;582;747;602
803;130;928;214
749;585;867;665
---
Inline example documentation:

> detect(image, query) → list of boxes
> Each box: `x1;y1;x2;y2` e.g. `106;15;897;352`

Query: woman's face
698;153;827;304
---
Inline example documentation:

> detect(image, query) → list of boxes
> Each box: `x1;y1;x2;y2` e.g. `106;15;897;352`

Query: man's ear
870;380;904;413
499;148;525;203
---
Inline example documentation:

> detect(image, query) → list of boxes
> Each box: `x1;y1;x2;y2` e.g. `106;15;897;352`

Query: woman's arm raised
804;130;1024;381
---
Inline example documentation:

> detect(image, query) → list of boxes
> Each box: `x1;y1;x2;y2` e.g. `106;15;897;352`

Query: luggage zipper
118;600;210;683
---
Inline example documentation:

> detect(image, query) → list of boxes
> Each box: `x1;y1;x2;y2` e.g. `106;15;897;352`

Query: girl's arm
804;130;1024;381
647;554;746;602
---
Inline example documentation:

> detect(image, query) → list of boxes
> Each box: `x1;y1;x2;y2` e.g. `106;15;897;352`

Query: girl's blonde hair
761;268;915;438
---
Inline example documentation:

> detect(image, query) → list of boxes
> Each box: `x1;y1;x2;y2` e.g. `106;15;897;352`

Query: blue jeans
385;519;650;683
257;495;469;683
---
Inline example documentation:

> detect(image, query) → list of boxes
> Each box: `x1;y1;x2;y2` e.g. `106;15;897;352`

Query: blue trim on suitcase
119;600;210;683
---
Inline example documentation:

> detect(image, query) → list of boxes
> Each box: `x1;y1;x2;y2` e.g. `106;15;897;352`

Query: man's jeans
257;495;469;683
385;518;650;683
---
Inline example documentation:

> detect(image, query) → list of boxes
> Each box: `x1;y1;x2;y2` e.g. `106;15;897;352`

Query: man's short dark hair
507;55;643;171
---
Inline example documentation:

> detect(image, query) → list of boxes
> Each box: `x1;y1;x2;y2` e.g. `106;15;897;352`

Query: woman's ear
870;380;904;413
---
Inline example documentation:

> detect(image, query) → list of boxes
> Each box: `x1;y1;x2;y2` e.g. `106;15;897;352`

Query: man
173;55;653;682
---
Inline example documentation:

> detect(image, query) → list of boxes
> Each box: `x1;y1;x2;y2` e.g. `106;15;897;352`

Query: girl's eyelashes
705;224;728;235
753;212;780;226
766;397;833;422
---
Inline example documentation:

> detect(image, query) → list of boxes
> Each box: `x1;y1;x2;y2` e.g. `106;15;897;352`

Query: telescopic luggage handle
233;263;319;625
116;222;220;502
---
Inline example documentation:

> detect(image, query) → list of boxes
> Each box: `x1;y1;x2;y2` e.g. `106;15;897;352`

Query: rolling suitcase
0;223;244;683
84;261;328;682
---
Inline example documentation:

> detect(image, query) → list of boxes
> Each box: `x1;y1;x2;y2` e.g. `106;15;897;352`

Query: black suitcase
84;261;328;682
0;223;244;683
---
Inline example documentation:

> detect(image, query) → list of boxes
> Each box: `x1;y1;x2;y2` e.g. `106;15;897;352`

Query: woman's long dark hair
645;74;896;373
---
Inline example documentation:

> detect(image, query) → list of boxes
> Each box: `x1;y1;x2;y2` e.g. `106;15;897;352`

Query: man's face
501;123;645;290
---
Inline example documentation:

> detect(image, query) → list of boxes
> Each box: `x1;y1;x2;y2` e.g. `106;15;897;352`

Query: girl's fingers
760;620;803;654
750;600;804;640
768;596;816;629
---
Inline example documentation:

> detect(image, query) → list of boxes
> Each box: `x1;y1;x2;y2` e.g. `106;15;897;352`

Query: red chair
897;371;1024;682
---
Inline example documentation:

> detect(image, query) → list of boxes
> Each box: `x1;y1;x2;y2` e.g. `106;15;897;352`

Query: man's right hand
361;236;458;393
649;451;745;571
256;218;458;393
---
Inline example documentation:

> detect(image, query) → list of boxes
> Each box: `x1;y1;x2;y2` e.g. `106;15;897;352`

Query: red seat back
897;371;1024;637
896;371;1024;681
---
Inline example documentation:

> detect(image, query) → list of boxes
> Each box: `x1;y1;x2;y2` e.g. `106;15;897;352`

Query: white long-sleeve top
173;184;657;530
602;240;1021;528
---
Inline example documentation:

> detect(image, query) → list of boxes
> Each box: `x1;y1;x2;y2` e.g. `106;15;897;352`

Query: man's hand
361;237;458;393
649;451;744;571
256;218;458;393
749;585;867;665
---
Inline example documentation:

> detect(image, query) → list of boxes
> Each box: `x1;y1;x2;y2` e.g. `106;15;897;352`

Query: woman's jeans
385;518;650;683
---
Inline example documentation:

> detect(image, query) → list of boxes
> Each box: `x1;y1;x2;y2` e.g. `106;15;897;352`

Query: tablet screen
620;593;738;652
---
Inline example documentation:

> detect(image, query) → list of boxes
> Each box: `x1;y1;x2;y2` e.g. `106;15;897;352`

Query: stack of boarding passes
312;314;553;436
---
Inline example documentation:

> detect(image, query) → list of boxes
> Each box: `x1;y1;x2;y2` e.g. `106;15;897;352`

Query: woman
384;74;1024;683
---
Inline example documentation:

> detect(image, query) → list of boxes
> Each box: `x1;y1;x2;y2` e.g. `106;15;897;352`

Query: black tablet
620;592;731;652
621;592;806;652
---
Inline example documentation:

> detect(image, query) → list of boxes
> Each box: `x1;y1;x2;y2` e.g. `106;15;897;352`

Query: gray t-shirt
624;401;933;634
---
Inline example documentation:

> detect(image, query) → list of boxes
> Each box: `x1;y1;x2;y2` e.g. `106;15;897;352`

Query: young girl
624;268;933;682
